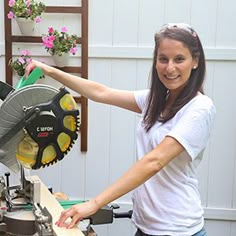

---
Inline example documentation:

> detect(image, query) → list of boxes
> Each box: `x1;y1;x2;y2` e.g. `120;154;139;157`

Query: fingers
55;201;97;229
56;207;81;229
25;60;36;78
67;214;83;229
56;208;72;227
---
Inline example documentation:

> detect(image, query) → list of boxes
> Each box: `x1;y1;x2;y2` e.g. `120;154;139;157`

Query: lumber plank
27;175;84;236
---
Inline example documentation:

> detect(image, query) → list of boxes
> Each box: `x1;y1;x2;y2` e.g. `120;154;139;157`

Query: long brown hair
143;25;206;132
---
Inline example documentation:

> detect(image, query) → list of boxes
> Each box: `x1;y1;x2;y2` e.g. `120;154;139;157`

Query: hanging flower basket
42;27;78;67
7;0;45;35
9;50;32;77
52;53;69;67
15;17;35;35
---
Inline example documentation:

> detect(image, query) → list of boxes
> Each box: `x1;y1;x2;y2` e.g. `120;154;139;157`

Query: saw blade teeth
47;162;51;167
66;146;72;153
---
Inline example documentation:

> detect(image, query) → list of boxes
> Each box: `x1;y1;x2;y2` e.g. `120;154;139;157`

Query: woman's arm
26;60;141;113
56;136;185;228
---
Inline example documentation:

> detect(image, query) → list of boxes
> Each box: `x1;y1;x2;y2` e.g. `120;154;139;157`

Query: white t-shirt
132;90;216;236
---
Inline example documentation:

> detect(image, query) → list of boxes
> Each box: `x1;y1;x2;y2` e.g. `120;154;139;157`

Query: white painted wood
164;0;192;23
204;208;236;221
112;0;139;46
191;0;218;47
205;220;231;236
108;60;137;202
85;59;112;199
89;0;114;46
231;222;236;236
138;0;165;46
215;0;236;47
207;62;236;208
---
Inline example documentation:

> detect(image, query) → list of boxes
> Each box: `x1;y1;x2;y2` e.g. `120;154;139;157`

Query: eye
158;56;168;63
175;56;185;63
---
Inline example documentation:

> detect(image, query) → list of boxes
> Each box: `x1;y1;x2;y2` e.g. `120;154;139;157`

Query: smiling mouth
165;75;180;80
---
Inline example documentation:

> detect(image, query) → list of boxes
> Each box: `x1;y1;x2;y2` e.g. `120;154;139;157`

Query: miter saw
0;68;81;235
0;69;129;235
0;68;80;172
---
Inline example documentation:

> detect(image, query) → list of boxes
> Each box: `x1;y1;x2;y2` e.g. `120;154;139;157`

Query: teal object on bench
59;200;86;209
21;200;85;211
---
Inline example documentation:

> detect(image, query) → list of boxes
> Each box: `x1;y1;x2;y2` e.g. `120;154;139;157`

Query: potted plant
7;0;46;35
42;27;78;67
9;50;32;77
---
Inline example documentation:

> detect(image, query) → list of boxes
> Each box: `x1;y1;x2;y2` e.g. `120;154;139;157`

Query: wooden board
27;175;84;236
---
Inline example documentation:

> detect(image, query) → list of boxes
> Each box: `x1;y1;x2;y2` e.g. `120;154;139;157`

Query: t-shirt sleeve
167;97;216;160
134;89;149;112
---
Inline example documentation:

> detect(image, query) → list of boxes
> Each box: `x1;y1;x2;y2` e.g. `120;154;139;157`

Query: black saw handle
0;81;14;101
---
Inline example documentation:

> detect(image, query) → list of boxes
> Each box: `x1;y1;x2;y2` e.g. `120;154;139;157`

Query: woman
26;23;215;236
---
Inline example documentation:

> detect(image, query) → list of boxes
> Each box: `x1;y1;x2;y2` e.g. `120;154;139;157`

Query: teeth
166;75;179;79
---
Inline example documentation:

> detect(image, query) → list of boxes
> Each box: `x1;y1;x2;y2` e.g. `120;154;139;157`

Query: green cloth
22;200;85;210
59;200;86;209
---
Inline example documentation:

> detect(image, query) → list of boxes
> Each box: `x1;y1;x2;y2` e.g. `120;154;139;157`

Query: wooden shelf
4;1;88;152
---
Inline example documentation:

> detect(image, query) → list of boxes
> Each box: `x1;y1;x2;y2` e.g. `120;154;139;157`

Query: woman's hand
25;59;50;78
56;199;99;229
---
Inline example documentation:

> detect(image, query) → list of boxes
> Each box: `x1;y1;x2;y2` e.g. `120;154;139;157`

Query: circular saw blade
0;84;59;172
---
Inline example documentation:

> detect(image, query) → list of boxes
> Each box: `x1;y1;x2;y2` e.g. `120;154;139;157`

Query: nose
166;61;176;73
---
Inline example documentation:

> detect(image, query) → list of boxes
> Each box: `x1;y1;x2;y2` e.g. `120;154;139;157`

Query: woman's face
156;38;198;96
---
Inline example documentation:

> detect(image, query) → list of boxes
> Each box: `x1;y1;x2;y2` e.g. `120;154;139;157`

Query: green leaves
9;0;46;21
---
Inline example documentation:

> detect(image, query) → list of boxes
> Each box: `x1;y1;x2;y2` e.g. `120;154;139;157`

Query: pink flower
7;11;15;19
48;27;54;34
61;27;68;33
70;47;78;55
26;58;32;64
27;9;32;15
18;57;25;64
26;0;32;7
48;35;55;41
35;16;41;23
42;37;54;49
21;50;30;56
8;0;15;7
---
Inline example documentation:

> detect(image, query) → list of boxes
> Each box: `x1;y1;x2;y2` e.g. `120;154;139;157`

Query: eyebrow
157;53;185;57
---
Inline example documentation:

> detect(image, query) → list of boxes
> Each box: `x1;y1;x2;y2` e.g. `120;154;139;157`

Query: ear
192;57;199;70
